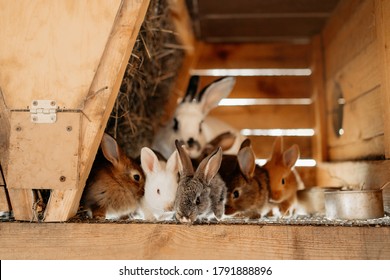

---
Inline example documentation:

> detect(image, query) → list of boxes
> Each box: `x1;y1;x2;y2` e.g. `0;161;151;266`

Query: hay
105;0;185;158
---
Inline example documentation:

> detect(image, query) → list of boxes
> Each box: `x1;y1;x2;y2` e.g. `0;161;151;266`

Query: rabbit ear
270;136;283;160
166;150;179;173
283;144;300;169
237;146;256;179
239;138;251;150
101;133;122;168
140;147;162;174
208;131;236;151
182;75;200;103
196;147;222;184
175;140;194;176
197;77;236;114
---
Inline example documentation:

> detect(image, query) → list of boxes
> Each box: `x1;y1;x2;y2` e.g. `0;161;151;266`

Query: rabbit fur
174;139;227;224
82;133;145;220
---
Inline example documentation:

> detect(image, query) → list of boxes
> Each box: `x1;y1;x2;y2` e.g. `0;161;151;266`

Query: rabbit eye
133;174;140;182
196;197;201;205
173;118;179;132
281;178;285;185
233;190;239;199
157;189;160;195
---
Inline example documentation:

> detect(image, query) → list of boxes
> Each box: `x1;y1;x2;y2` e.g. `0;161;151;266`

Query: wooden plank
322;0;376;78
209;105;314;129
199;17;328;42
0;222;389;259
310;36;328;163
6;189;35;221
316;160;390;212
327;87;384;160
328;135;384;161
195;43;311;69
0;90;10;168
325;41;381;107
0;0;122;110
195;0;340;15
248;136;313;159
47;0;151;222
375;0;390;158
199;76;312;99
0;187;10;213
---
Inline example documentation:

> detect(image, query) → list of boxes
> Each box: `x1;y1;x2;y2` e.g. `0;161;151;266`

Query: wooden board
210;104;314;129
0;222;389;259
199;76;312;99
375;0;390;158
195;43;311;70
7;112;80;190
322;0;377;78
0;0;122;110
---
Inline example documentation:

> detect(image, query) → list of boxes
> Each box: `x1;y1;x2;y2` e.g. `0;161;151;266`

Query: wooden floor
0;222;389;260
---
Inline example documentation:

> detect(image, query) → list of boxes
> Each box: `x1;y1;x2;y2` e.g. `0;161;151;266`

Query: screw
16;126;22;131
66;126;72;132
50;101;56;106
32;117;38;122
32;100;38;106
59;176;66;182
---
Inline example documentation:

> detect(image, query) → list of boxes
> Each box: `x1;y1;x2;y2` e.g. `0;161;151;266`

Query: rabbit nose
187;137;196;147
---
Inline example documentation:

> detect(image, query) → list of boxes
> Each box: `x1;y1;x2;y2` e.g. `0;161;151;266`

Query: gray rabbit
174;139;227;224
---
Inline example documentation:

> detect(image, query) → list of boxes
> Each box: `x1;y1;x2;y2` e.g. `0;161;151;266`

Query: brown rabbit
262;136;301;217
82;133;145;220
219;139;270;219
191;131;236;167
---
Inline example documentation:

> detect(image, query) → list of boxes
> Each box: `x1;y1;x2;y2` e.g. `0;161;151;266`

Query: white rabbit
139;147;179;221
152;76;246;159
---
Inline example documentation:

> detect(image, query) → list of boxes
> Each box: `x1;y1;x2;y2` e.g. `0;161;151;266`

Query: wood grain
0;222;389;260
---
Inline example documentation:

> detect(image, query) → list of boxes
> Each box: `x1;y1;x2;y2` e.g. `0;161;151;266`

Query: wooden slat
0;0;122;109
0;91;10;167
316;160;390;212
199;17;328;42
195;0;340;15
322;0;376;78
199;76;312;99
375;0;390;158
0;222;389;259
209;105;314;129
248;136;313;159
195;43;311;69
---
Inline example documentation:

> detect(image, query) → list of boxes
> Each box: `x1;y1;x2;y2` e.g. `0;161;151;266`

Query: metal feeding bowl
324;188;385;220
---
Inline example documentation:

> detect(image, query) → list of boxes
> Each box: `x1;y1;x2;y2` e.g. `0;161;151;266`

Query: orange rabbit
262;136;302;217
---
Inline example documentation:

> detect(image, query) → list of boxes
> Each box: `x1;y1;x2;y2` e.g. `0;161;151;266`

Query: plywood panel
0;223;389;259
199;76;312;99
0;0;122;110
209;105;313;129
195;43;311;69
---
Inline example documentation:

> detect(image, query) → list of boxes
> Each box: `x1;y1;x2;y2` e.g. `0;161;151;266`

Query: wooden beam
375;0;390;158
0;222;389;260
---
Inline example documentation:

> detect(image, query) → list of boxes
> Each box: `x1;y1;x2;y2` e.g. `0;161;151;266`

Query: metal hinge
30;100;57;123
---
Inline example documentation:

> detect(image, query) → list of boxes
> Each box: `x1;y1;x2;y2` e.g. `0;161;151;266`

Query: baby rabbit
262;136;301;217
82;133;145;220
219;139;270;219
139;147;179;221
174;139;227;224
